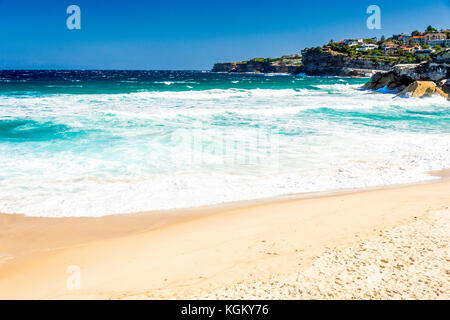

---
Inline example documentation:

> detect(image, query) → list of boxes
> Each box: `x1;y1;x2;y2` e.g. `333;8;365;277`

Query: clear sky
0;0;449;70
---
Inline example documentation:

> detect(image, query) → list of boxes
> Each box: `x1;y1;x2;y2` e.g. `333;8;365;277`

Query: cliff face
211;60;303;74
301;48;394;77
212;49;396;76
212;48;450;77
363;62;449;99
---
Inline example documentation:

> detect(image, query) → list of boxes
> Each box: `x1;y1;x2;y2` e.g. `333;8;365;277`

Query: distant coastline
212;26;450;99
212;26;449;77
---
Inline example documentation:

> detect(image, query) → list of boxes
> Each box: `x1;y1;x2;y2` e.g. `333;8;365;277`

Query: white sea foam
0;85;449;217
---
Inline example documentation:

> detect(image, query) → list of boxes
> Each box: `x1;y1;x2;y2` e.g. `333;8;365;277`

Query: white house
356;44;379;51
344;38;364;46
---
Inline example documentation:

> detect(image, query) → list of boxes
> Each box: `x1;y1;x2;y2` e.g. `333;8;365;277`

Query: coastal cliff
211;55;303;74
212;25;450;77
211;49;395;76
301;47;394;77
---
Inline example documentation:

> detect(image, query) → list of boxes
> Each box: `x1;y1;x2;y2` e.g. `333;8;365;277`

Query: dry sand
197;208;449;300
0;179;449;299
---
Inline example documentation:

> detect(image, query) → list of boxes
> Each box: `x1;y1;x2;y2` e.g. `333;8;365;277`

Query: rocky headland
211;55;303;74
211;34;450;99
211;49;395;77
363;52;450;99
211;25;449;82
300;47;394;77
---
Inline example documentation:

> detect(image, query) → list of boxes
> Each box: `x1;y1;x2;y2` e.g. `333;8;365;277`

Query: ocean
0;70;449;217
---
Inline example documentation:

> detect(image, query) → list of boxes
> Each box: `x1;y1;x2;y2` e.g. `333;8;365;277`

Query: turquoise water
0;70;449;217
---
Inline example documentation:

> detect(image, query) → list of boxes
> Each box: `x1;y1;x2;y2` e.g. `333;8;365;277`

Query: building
427;39;450;48
399;46;416;54
424;32;447;45
381;42;397;49
410;35;425;44
393;34;413;41
381;42;398;55
344;38;364;46
415;49;435;56
398;35;411;44
356;44;379;51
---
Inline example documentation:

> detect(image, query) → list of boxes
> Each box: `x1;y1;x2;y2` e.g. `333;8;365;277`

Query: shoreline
0;173;449;299
1;168;448;219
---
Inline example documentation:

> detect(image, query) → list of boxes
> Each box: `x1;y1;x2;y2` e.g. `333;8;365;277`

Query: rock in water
362;71;403;91
363;62;450;98
439;79;450;95
397;81;448;98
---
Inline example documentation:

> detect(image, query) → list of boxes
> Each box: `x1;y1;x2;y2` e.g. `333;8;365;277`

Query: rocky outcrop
301;48;394;77
363;62;450;96
212;57;303;74
361;71;406;90
363;62;450;98
397;81;448;98
440;79;450;95
435;49;450;63
392;63;449;82
211;62;242;73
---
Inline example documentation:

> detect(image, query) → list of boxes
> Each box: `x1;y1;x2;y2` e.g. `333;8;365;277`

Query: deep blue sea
1;70;449;217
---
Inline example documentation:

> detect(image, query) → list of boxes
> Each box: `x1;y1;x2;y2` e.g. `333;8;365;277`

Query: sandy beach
0;177;449;300
1;1;449;303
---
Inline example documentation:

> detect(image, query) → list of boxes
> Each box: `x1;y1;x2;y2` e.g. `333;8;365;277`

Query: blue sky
0;0;449;70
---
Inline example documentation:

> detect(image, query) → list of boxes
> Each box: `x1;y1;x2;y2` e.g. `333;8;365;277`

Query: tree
425;25;437;33
433;46;443;52
364;38;376;44
411;30;420;36
380;35;385;42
